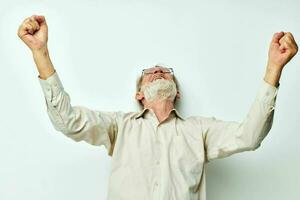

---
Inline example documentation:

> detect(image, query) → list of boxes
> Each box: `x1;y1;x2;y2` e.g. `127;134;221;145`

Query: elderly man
18;15;298;200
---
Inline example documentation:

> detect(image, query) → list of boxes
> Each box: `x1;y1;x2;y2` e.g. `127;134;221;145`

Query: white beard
141;78;177;102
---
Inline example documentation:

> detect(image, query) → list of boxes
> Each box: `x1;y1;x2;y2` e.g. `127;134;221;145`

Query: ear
176;90;181;100
135;91;145;101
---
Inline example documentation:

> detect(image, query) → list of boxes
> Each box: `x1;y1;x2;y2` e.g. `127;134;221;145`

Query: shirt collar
135;107;185;120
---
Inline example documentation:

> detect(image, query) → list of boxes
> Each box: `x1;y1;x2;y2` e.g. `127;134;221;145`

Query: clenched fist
17;15;48;52
263;32;298;87
267;32;298;72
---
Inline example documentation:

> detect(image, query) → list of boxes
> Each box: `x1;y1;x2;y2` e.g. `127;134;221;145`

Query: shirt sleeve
38;70;122;156
200;79;280;162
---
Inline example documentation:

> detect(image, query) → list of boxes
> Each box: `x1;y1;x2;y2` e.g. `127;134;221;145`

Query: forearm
32;46;55;80
263;63;282;88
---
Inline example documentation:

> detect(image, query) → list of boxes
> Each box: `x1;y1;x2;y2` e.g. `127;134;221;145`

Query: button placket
154;140;161;168
152;126;161;199
152;180;160;199
154;127;161;167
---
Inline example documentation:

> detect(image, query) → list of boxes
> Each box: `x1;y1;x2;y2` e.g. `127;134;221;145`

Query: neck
143;99;174;123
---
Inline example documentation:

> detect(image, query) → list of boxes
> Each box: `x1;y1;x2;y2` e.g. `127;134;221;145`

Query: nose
153;68;164;74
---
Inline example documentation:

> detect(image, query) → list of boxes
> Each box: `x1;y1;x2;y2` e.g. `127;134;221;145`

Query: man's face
136;66;180;104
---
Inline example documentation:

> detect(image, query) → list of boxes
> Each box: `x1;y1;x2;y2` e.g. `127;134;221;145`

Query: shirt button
155;182;158;187
156;161;160;165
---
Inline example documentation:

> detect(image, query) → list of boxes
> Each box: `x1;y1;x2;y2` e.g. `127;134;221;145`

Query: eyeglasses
142;67;174;76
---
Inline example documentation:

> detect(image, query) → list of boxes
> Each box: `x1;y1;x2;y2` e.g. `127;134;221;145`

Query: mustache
151;74;165;81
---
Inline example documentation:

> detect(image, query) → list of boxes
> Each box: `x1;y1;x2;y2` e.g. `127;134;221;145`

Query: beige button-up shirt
38;70;279;200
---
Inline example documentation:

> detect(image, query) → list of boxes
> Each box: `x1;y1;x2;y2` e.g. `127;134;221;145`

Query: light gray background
1;0;299;199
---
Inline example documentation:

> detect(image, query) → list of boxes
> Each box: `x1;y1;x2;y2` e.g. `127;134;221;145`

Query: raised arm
17;15;122;156
17;15;55;79
201;32;298;162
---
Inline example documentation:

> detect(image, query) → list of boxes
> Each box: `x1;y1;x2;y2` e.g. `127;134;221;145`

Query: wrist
266;61;284;73
32;46;49;58
264;67;282;88
265;67;282;75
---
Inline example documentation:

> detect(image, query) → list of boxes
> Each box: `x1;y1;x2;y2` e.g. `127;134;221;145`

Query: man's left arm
201;32;298;162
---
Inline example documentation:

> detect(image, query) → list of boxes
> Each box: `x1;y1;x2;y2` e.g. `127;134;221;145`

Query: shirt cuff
38;70;64;102
256;79;280;105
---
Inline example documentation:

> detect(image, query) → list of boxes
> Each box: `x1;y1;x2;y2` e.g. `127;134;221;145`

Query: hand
17;15;48;52
267;31;298;72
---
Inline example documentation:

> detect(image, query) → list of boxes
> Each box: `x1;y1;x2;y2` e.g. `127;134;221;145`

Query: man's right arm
18;15;121;156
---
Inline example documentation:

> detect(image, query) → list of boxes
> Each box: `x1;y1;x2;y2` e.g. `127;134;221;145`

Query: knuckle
34;21;39;27
28;21;34;27
30;16;36;22
21;23;28;30
23;20;30;26
286;37;292;42
25;23;32;28
29;22;37;29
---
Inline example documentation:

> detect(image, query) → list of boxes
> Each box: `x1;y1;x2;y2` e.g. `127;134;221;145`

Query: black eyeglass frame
141;67;174;76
